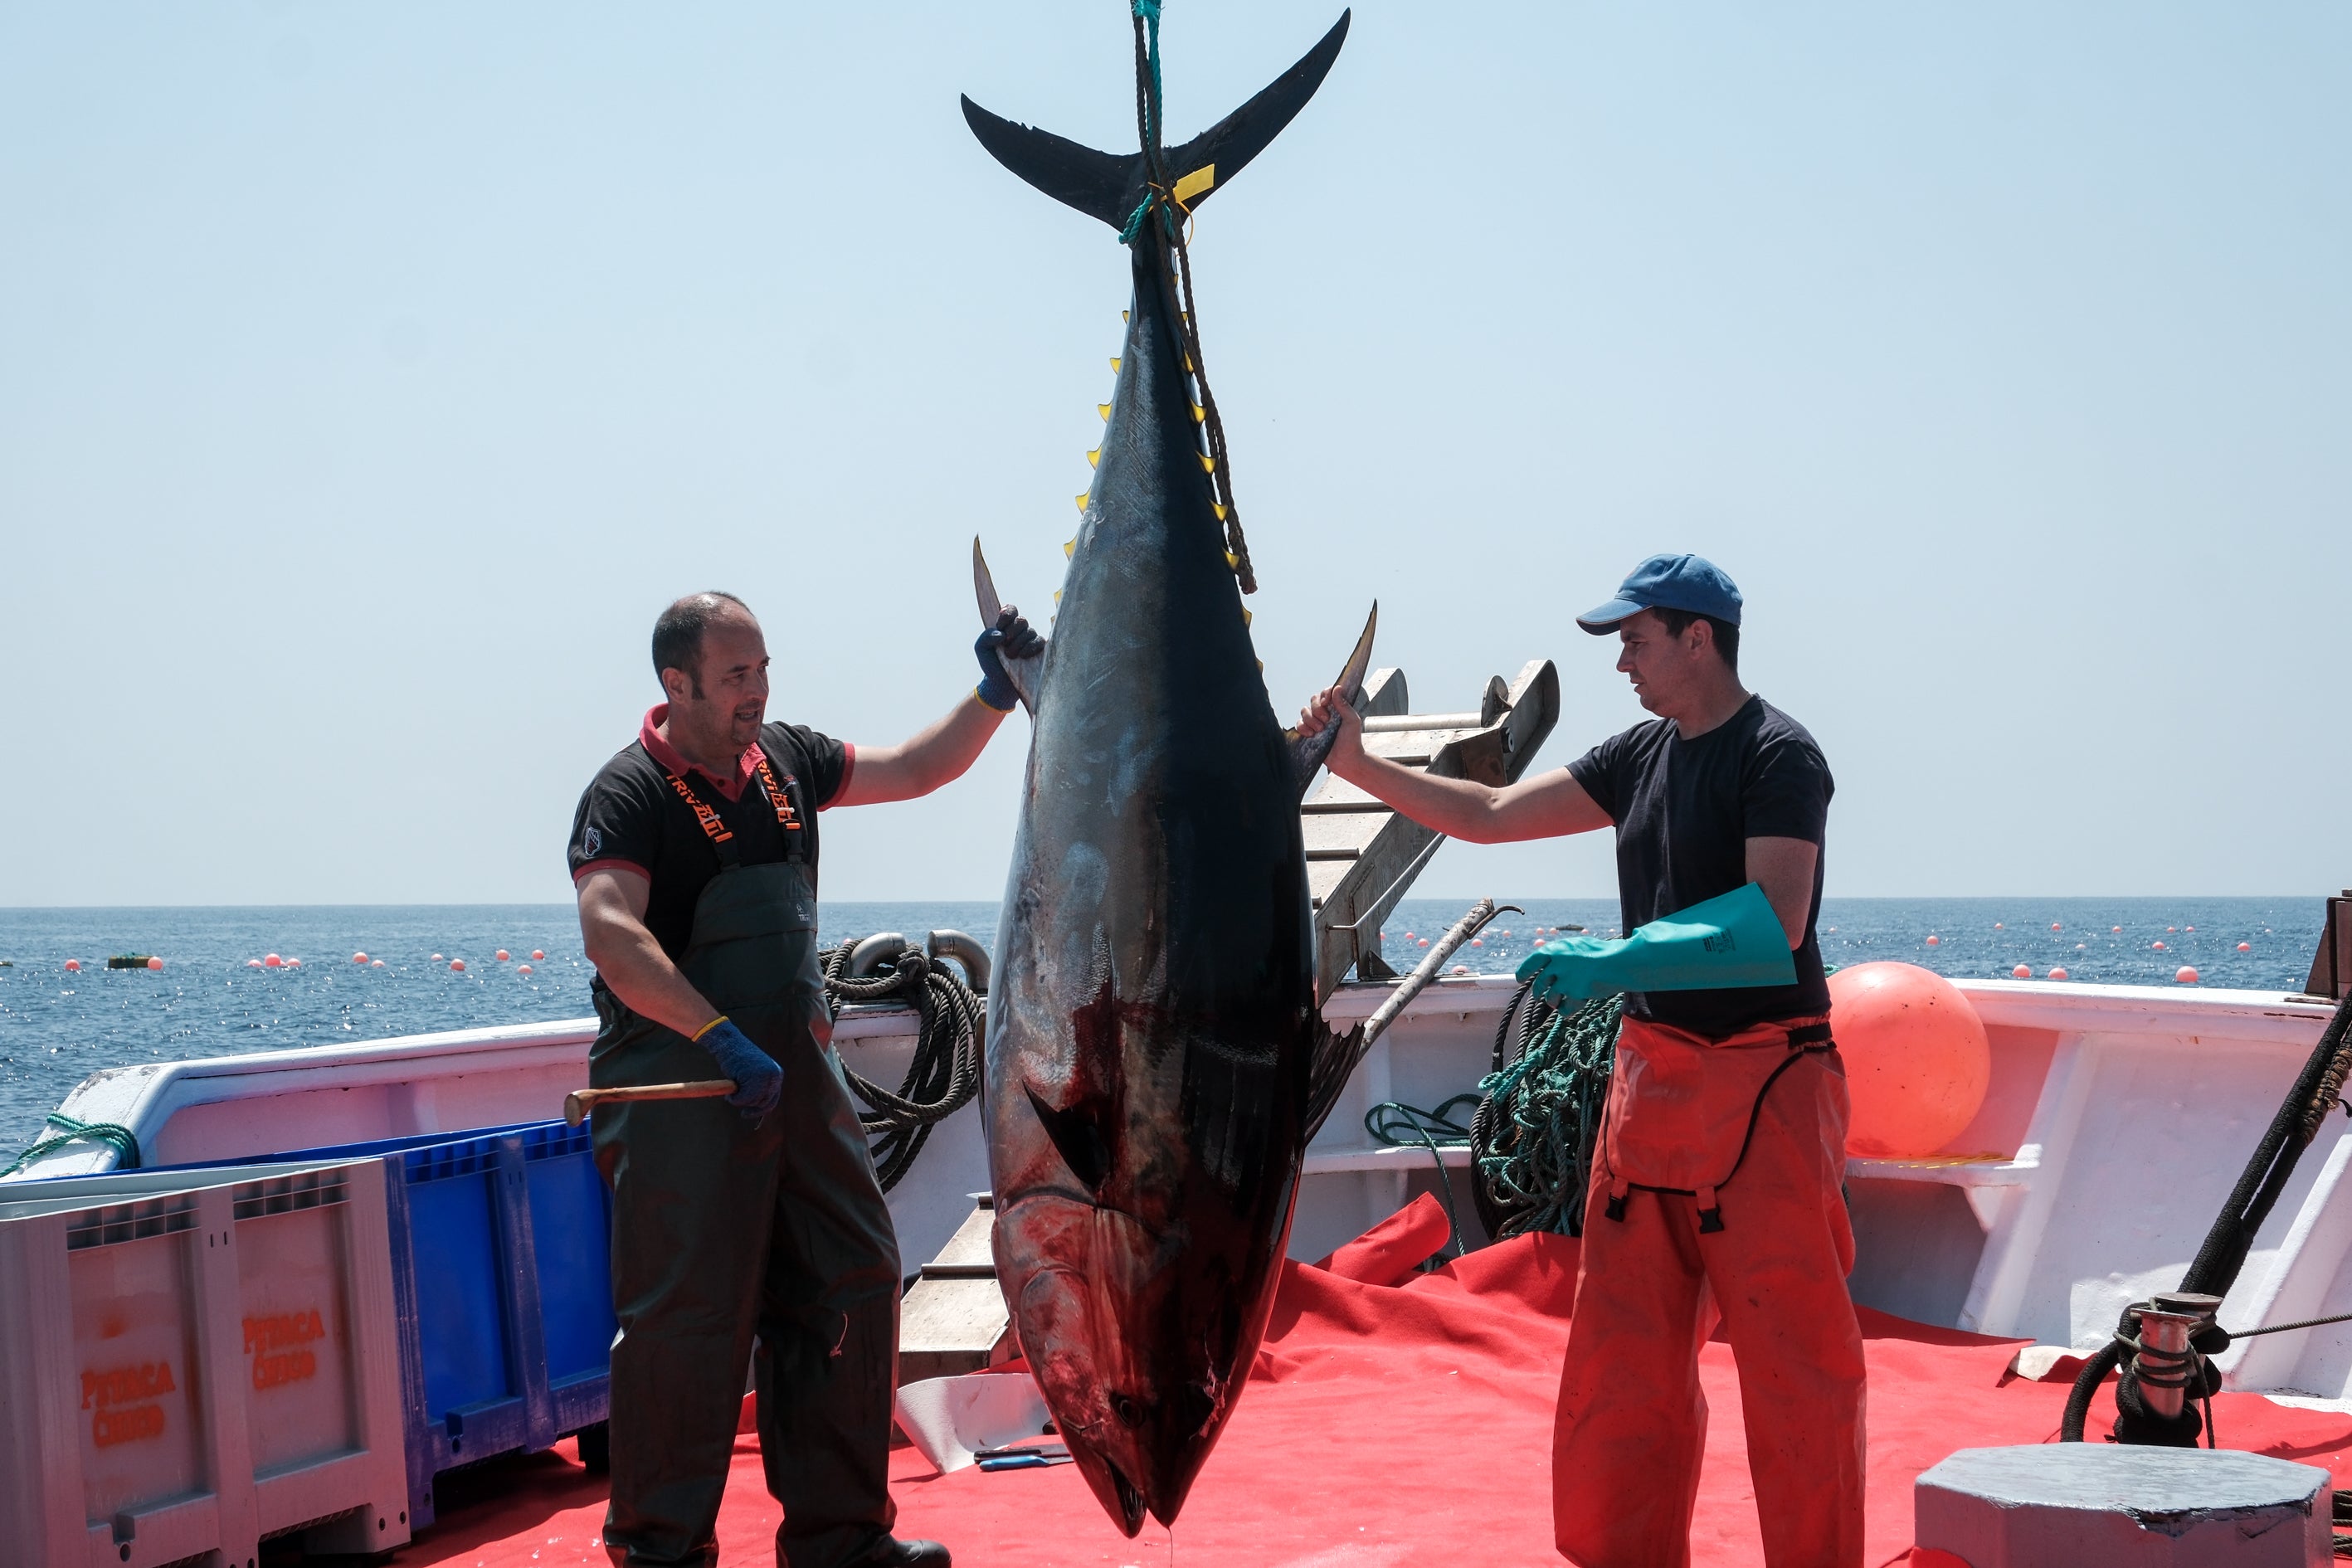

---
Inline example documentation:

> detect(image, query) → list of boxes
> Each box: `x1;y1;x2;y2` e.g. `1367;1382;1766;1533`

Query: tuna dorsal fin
1025;1083;1113;1195
960;12;1350;232
1284;601;1377;798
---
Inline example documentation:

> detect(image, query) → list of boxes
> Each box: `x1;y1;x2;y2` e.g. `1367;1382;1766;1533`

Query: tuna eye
1110;1392;1144;1428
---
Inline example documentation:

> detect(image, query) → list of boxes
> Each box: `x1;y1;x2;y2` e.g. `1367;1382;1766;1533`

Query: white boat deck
12;976;2352;1403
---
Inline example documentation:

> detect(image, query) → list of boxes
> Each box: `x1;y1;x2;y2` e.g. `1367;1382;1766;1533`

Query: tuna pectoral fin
1283;600;1377;797
1301;1019;1369;1145
962;12;1350;231
1024;1083;1113;1194
972;537;1041;715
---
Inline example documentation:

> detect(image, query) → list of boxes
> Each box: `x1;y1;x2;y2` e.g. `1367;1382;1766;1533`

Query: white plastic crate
0;1159;410;1568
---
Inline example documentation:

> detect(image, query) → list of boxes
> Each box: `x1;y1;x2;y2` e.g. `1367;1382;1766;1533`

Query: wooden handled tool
563;1079;737;1127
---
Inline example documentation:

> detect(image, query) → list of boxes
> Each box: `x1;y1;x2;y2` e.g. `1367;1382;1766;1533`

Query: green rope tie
1364;1093;1482;1262
1475;995;1624;1240
1;1113;143;1178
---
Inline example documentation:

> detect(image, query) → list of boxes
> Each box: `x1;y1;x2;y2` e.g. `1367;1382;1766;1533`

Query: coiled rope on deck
1;1113;143;1178
1471;986;1624;1241
820;943;984;1192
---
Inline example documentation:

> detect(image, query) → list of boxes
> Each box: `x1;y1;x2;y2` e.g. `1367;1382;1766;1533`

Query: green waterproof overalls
591;755;902;1568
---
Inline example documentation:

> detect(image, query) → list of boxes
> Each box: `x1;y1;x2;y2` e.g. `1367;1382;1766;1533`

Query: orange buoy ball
64;958;80;971
2153;941;2166;951
1925;934;1941;947
2113;926;2122;933
450;958;466;972
1994;923;2004;930
353;952;368;964
496;949;511;962
2167;926;2178;933
285;957;301;967
2049;967;2069;981
531;949;546;961
2051;923;2062;932
1828;962;1992;1159
370;959;386;968
1417;938;1429;947
264;953;283;968
2186;926;2195;933
519;963;533;975
246;958;263;968
431;952;445;962
146;956;163;971
2238;942;2252;952
2176;966;2199;984
2012;964;2032;979
1470;937;1483;947
1449;964;1470;976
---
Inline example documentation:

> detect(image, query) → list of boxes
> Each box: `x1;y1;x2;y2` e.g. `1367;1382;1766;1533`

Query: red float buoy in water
353;952;368;964
496;950;511;962
2051;923;2062;932
371;959;386;968
519;963;534;975
450;958;466;972
1829;962;1992;1159
246;958;262;968
63;958;80;972
2176;966;2199;984
146;956;163;971
2153;941;2166;951
1926;934;1941;947
2238;942;2252;952
2011;964;2032;979
264;953;283;967
2049;967;2069;981
285;957;301;967
531;949;546;961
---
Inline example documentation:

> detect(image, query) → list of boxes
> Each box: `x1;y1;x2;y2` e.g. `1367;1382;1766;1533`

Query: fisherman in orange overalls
1299;554;1863;1568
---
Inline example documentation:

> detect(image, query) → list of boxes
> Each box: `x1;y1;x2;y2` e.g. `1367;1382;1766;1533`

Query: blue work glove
693;1017;782;1122
974;606;1045;712
1515;883;1798;1006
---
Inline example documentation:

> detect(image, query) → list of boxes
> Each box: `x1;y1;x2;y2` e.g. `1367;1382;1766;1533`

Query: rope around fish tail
1125;0;1259;595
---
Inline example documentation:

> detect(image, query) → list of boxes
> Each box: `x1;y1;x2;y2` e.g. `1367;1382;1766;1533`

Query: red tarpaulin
402;1197;2352;1567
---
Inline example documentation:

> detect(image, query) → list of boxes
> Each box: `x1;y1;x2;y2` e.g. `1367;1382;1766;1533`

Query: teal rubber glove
1514;883;1798;1006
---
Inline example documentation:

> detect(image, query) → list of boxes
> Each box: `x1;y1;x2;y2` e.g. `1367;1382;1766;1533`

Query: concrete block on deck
1916;1445;2331;1566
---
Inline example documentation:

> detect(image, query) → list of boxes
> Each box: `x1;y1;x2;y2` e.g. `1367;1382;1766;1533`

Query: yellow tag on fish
1172;164;1215;205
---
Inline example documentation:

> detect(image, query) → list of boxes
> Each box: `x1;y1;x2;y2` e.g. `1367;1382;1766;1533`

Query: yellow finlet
1181;354;1194;372
1064;539;1076;558
1110;357;1121;373
1122;310;1130;323
1242;607;1253;628
1214;503;1228;521
1074;493;1089;513
1225;550;1241;570
1199;454;1215;475
1172;164;1215;205
1098;403;1111;421
1053;590;1062;606
1191;403;1205;424
1087;449;1099;468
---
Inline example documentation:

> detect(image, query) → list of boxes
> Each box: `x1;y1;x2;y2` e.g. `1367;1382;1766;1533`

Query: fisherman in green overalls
569;590;1040;1568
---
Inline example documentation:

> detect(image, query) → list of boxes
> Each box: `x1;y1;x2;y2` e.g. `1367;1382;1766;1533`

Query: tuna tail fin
960;11;1350;231
1285;601;1377;797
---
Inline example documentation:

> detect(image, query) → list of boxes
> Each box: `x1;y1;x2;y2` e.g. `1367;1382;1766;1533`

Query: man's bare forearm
1331;750;1518;843
582;908;720;1039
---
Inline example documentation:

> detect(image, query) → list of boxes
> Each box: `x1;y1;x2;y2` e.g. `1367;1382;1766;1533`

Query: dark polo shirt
568;705;851;965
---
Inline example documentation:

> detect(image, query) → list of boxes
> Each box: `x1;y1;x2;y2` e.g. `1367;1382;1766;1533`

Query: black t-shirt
1567;694;1833;1038
568;719;850;966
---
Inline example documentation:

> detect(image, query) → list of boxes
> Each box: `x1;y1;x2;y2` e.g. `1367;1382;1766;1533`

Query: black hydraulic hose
2061;985;2352;1440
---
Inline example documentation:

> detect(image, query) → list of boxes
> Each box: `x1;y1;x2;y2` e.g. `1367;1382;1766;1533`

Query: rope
1363;1094;1481;1262
1121;0;1259;593
1;1113;143;1178
1469;988;1624;1241
2224;1308;2352;1339
820;943;984;1192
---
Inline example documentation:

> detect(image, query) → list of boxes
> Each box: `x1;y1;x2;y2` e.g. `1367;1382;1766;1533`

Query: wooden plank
1302;812;1388;853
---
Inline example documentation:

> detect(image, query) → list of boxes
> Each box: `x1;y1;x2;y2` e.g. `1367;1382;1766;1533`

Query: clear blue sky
3;2;2345;905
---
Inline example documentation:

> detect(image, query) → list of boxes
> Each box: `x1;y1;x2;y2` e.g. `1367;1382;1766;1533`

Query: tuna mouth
1111;1462;1147;1536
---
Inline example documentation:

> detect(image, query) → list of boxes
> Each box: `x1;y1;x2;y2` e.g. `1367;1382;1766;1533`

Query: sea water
0;897;2327;1157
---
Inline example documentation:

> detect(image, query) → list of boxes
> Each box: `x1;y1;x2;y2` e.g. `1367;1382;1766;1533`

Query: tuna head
996;1189;1276;1534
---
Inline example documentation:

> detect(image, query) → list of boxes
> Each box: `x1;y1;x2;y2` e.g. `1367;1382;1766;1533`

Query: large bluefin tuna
961;10;1367;1536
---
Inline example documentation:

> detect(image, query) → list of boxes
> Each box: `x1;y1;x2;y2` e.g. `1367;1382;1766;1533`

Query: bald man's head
652;592;755;697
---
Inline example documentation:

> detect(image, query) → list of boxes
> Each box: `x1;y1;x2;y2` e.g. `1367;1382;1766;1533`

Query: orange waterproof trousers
1551;1014;1867;1568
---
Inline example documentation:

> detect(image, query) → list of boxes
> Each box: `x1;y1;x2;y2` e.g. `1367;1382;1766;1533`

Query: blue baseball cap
1576;553;1744;635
